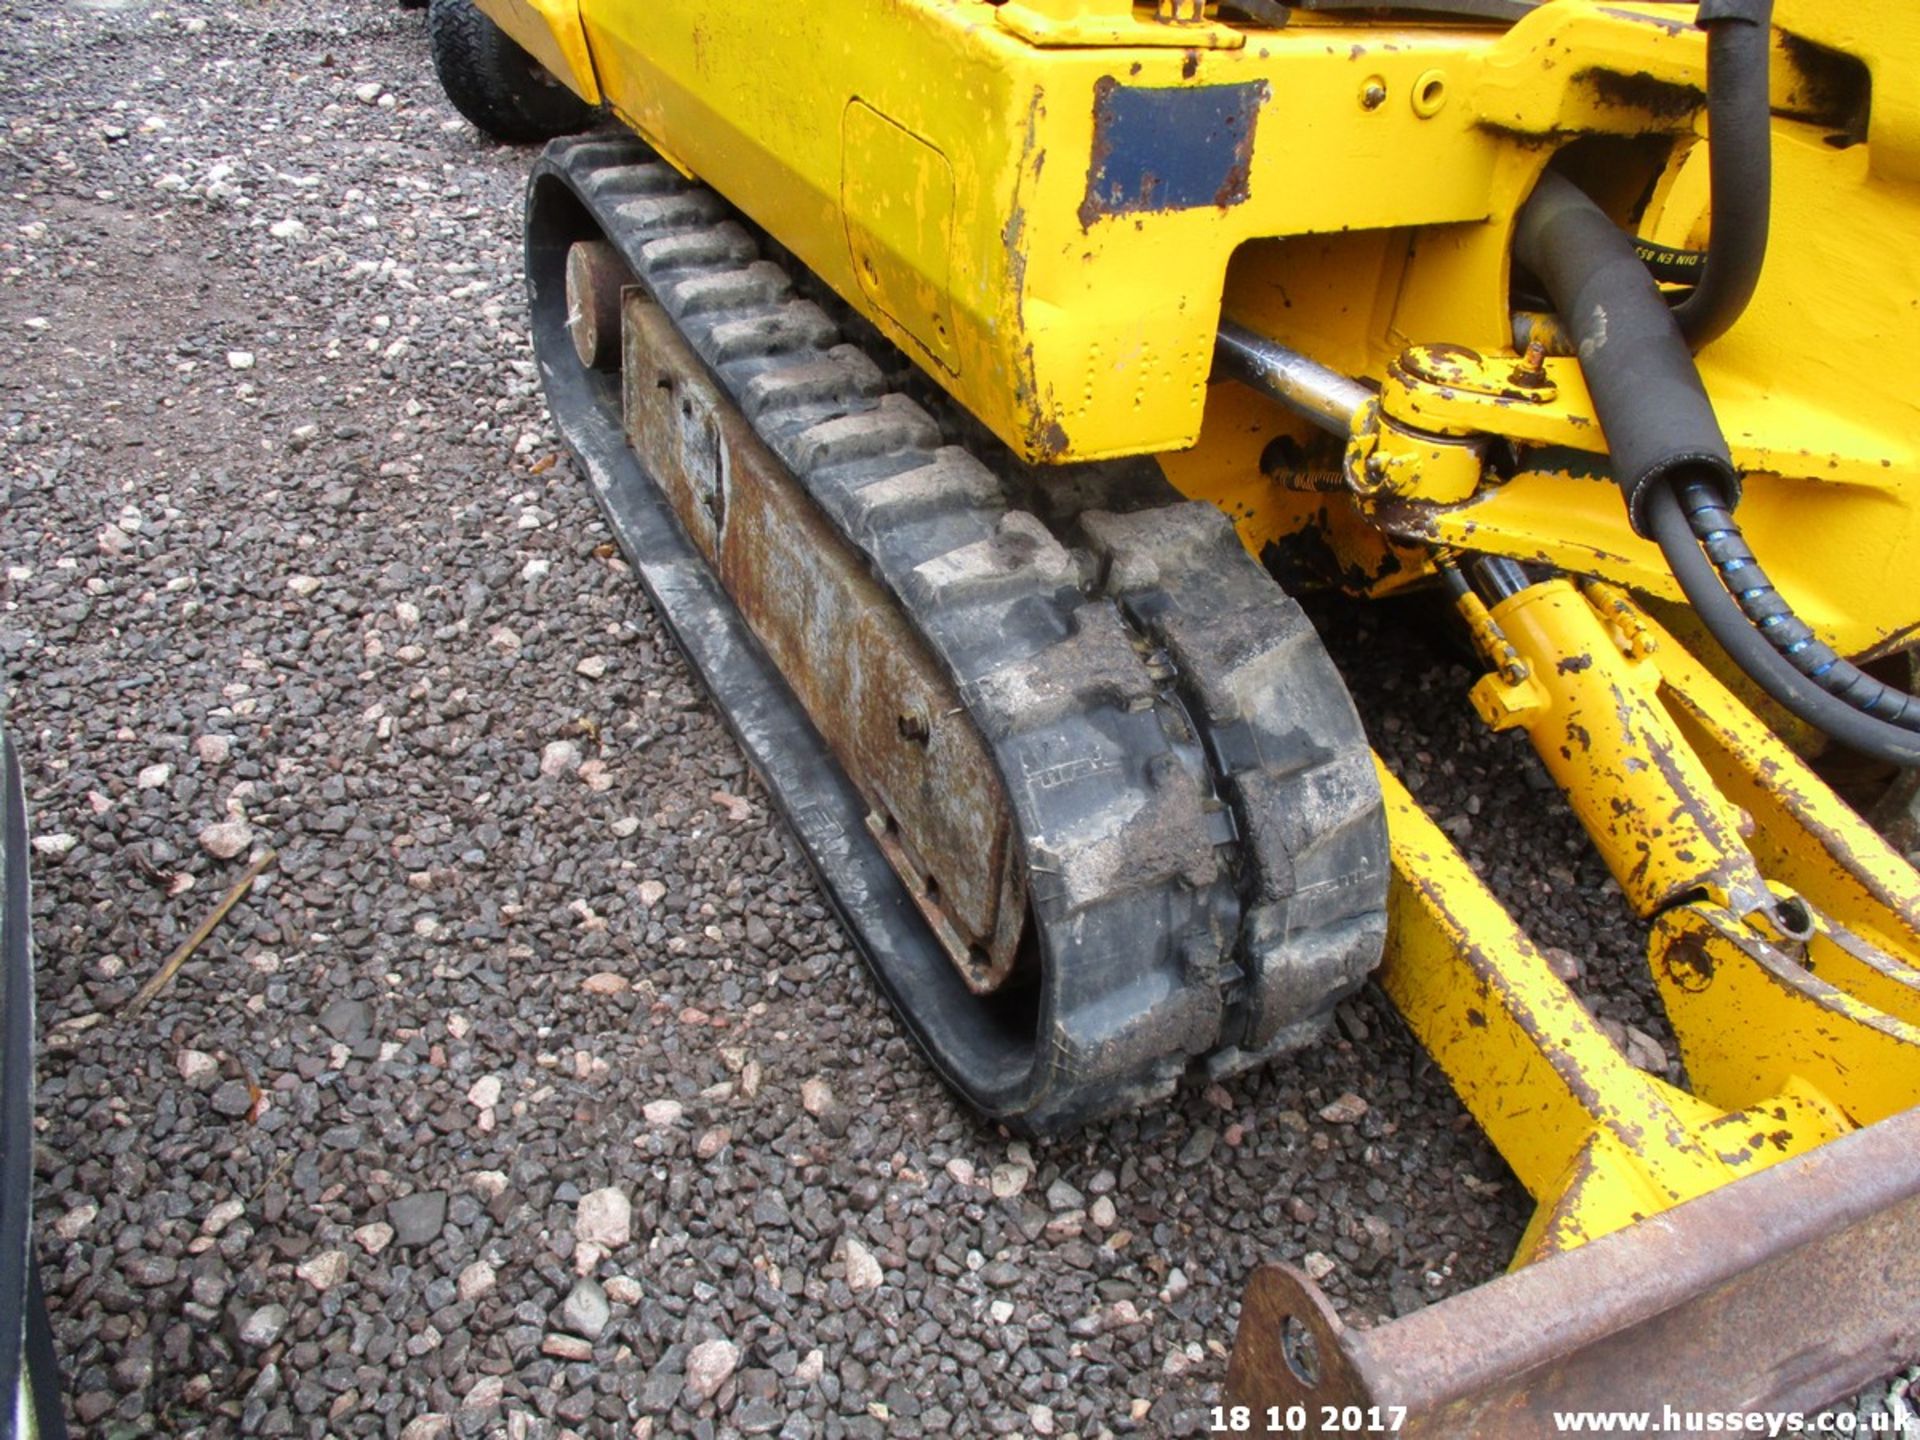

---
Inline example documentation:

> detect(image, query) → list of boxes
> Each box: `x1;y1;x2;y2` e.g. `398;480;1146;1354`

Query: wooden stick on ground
125;849;277;1017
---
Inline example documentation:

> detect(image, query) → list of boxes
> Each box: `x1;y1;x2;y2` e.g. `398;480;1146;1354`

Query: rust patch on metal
621;296;1029;992
1227;1105;1920;1436
1661;929;1716;993
1032;416;1071;460
563;240;628;371
1079;76;1268;228
1578;66;1703;121
1776;33;1871;148
1006;87;1069;463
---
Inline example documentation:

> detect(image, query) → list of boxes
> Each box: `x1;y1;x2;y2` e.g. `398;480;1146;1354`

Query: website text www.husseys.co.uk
1550;1399;1917;1436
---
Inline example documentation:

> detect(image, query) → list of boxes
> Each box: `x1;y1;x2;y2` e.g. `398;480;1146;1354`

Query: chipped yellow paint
1653;902;1920;1124
479;0;601;104
474;0;1920;1272
1647;605;1920;964
478;0;1920;656
1378;764;1845;1266
478;0;1708;464
1477;579;1764;918
1415;578;1920;1263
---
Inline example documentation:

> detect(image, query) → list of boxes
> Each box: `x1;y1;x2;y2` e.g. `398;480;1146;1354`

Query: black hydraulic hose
1646;488;1920;766
1670;0;1773;349
1512;169;1740;535
1673;479;1920;730
1514;171;1920;766
1634;238;1706;288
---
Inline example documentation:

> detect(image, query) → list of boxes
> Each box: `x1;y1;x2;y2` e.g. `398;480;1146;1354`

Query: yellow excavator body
428;0;1920;1430
503;0;1920;655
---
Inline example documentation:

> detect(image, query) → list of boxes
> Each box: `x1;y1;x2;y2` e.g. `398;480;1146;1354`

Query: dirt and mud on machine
426;0;1920;1430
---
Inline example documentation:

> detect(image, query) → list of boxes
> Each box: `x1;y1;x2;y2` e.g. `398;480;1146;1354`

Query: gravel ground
0;2;1911;1437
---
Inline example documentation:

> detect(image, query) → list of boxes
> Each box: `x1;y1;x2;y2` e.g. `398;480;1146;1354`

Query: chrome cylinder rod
1214;322;1372;436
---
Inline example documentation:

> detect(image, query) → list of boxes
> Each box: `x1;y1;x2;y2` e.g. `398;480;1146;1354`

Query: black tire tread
428;0;593;145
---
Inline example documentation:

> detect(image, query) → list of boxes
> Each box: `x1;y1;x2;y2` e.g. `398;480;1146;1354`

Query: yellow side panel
841;102;961;374
475;0;602;105
1773;0;1920;182
548;0;1920;659
570;0;1706;464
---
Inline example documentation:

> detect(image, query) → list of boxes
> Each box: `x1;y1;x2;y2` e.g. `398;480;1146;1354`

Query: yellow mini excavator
425;0;1920;1431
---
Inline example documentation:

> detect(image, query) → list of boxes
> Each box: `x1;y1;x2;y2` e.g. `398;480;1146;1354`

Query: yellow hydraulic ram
1229;577;1920;1434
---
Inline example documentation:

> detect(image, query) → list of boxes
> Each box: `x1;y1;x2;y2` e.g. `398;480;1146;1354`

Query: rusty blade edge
1228;1103;1920;1437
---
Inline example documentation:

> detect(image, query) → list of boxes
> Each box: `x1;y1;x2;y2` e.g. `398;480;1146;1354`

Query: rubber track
1077;503;1390;1070
533;135;1387;1126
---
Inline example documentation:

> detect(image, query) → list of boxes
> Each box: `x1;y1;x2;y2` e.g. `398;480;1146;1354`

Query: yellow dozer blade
1231;1106;1920;1434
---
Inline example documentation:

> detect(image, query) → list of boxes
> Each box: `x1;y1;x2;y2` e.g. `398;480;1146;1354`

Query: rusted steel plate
1227;1103;1920;1438
1080;77;1268;228
621;294;1028;992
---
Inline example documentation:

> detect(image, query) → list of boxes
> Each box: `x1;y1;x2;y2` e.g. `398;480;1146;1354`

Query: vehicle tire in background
427;0;594;144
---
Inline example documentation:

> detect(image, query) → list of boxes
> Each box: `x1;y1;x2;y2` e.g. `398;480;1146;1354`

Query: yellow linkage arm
1407;573;1920;1274
1376;765;1842;1266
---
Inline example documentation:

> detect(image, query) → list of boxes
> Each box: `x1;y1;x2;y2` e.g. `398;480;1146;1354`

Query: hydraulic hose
1512;170;1739;535
1513;171;1920;767
1645;488;1920;766
1634;238;1707;288
1670;480;1920;731
1670;0;1774;350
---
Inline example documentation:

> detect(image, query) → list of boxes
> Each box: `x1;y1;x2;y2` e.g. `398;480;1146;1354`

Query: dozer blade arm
1227;573;1920;1435
1228;1102;1920;1437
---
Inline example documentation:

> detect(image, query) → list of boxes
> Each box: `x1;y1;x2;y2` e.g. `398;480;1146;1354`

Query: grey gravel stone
238;1305;289;1348
208;1080;253;1118
295;1249;348;1291
684;1338;740;1405
559;1277;609;1340
981;1261;1022;1289
456;1260;496;1303
317;997;373;1043
574;1186;631;1248
1178;1126;1218;1167
74;1391;113;1425
197;818;253;859
1319;1092;1370;1124
386;1191;448;1247
124;1254;177;1287
842;1235;883;1293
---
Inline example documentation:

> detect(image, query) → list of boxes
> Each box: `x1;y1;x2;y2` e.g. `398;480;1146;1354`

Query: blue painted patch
1080;77;1268;226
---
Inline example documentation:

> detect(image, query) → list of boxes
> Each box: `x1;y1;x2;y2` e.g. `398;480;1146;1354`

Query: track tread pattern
531;135;1388;1126
1079;502;1390;1065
